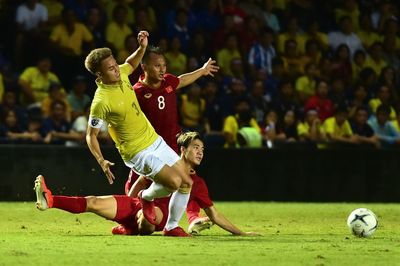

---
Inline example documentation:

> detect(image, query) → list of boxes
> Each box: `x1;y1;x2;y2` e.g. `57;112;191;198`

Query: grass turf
1;202;399;266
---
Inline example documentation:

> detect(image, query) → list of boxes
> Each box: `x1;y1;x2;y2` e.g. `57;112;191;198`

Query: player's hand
201;58;219;77
100;159;116;184
137;31;149;48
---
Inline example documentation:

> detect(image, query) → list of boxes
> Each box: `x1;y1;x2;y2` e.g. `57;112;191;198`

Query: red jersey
133;74;181;152
113;195;141;234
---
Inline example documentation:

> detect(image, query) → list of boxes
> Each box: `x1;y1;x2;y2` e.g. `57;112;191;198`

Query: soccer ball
347;208;378;237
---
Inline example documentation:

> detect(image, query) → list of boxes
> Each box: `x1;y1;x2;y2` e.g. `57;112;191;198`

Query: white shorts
124;136;180;179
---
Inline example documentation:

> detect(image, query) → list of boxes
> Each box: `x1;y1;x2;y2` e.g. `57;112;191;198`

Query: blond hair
84;48;113;75
177;131;202;151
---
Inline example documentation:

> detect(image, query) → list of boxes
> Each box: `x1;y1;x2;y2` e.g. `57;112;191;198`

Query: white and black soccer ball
347;208;378;237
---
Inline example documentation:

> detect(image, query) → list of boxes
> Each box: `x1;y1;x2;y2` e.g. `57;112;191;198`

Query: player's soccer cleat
34;175;53;211
163;226;191;237
138;190;157;225
112;225;133;235
188;217;213;235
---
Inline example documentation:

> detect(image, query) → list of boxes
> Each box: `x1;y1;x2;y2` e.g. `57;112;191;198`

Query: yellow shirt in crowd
322;117;353;137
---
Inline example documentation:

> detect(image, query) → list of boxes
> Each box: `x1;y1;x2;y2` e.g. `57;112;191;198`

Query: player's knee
166;176;181;191
85;196;97;210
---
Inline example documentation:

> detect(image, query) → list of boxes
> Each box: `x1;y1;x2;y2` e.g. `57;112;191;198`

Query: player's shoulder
163;73;179;87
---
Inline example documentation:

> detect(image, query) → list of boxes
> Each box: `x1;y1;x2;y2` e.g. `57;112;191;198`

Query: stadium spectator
18;56;62;108
220;78;248;116
328;16;363;58
216;33;242;77
282;40;303;79
105;4;132;57
133;0;158;33
368;104;400;148
167;8;191;53
262;109;279;147
247;80;270;125
357;12;381;50
247;27;276;77
274;110;298;143
0;110;25;143
41;100;79;145
331;44;352;85
272;79;301;121
334;0;360;32
365;42;387;77
104;0;134;27
237;15;261;55
369;85;397;120
300;40;323;72
223;98;260;148
49;8;93;88
41;82;71;122
347;83;370;120
195;0;222;34
328;77;348;108
14;0;49;69
222;0;246;26
212;14;237;50
261;0;280;33
0;90;28;126
351;49;367;81
179;83;206;134
378;66;399;104
322;105;357;146
350;106;380;148
265;57;286;103
85;6;106;48
165;37;188;76
304;80;334;122
277;16;305;55
295;62;318;104
371;1;397;33
303;20;329;53
297;109;324;143
236;110;263;148
67;76;91;121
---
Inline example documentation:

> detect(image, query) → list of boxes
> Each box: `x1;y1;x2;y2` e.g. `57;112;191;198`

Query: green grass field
1;202;399;266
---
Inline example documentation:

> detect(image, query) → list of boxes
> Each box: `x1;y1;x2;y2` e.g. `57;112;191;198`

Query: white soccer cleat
188;217;213;235
34;175;53;211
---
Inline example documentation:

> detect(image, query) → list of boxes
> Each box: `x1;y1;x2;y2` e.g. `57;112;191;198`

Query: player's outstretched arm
204;206;259;236
177;58;219;89
125;31;149;70
86;126;115;184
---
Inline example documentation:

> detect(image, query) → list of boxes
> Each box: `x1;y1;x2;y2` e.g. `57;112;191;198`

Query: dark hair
376;104;391;116
141;46;164;64
177;131;203;150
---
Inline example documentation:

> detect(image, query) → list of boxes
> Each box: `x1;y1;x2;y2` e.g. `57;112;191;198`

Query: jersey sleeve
192;176;213;209
120;63;134;76
164;74;180;90
88;99;109;128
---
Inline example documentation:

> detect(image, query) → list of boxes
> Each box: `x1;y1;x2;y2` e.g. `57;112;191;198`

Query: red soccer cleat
34;175;53;210
163;226;191;237
112;225;133;235
138;190;157;225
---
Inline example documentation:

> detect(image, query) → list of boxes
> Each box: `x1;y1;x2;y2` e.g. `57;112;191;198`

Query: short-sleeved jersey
89;63;158;161
133;74;181;152
19;67;61;103
322;117;353;137
50;22;93;56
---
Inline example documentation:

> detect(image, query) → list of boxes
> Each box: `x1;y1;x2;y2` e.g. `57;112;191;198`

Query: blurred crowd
0;0;400;149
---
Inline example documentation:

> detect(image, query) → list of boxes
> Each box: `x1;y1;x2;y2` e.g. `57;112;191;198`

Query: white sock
142;182;171;201
164;191;190;230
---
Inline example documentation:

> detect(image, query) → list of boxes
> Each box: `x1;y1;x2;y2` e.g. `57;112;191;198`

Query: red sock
52;196;87;213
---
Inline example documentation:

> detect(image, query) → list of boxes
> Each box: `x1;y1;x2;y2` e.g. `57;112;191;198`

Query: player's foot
163;226;191;237
188;217;213;235
34;175;53;211
112;225;133;235
138;190;157;225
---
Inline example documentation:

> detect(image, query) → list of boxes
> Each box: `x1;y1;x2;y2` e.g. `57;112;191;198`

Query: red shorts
113;195;141;234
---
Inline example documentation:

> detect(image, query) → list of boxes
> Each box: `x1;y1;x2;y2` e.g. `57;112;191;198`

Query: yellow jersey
322;117;353;137
223;114;260;148
89;63;158;161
